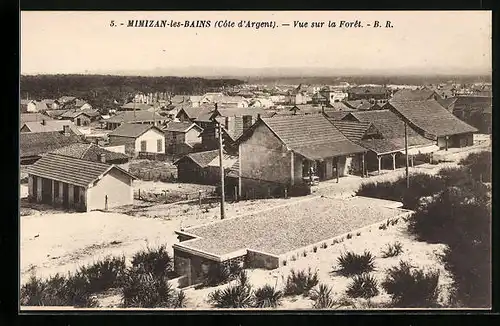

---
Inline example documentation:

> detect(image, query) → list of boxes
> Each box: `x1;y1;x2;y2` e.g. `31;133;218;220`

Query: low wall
246;249;280;270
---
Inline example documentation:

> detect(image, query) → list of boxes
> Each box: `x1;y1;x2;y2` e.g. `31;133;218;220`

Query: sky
21;11;492;75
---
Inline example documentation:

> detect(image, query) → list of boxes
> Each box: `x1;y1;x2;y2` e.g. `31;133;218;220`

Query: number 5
110;20;115;27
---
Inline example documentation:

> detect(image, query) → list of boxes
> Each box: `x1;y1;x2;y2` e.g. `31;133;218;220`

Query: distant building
347;86;390;101
104;111;167;130
108;123;165;156
164;121;204;156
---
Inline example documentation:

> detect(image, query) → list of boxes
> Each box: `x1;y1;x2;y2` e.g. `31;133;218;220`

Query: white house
107;123;166;156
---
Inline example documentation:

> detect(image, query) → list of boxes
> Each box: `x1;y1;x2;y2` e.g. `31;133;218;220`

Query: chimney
321;106;325;114
99;153;106;163
63;125;70;136
214;103;218;110
257;113;261;119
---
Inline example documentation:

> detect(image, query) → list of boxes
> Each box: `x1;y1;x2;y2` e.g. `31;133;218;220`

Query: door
317;161;327;180
76;118;81;126
41;178;52;204
32;176;38;200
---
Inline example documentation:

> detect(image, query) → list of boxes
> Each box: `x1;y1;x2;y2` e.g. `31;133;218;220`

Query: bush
253;285;283;308
283;268;319;296
202;261;242;287
336;251;376;276
381;261;440;308
208;272;253;308
310;284;336;309
459;151;491;182
20;273;98;308
131;245;172;278
346;274;380;299
122;270;177;308
381;242;404;258
78;256;127;293
172;290;187;308
408;186;491;245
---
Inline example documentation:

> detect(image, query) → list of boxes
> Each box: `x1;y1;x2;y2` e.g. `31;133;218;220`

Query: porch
28;175;87;212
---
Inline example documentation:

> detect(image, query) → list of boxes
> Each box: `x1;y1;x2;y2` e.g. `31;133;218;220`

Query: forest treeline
20;74;246;109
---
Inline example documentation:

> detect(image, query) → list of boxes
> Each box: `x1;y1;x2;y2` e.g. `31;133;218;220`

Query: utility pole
218;117;226;219
404;121;409;189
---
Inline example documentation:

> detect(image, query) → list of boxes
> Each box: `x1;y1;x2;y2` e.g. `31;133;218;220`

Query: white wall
104;145;126;154
185;127;202;144
134;128;165;153
86;168;133;211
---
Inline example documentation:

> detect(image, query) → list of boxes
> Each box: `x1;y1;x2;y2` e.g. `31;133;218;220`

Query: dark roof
452;96;492;114
260;114;366;160
45;109;69;118
328;102;353;111
106;111;164;123
165;121;201;133
323;110;352;120
214;107;272;118
173;150;219;168
390;88;438;101
58;96;76;103
27;153;134;188
357;138;432;155
388;100;478;138
120;102;153;110
20;130;83;158
436;97;458;111
61;109;100;119
328;120;374;142
21;120;82;135
178;105;214;120
50;143;130;162
20;113;53;124
109;123;162;138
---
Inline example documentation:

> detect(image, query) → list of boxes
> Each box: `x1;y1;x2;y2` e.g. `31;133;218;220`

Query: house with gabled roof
20;112;53;125
27;152;135;212
235;114;367;198
61;109;101;126
347;86;390;101
390;88;442;102
50;143;130;170
164;121;203;155
340;110;438;173
385;99;478;150
451;96;492;133
20;119;83;136
108;123;165;156
104;111;167;130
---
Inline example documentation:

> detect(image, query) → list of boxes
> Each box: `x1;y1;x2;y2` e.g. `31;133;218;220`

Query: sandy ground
133;180;215;195
19;136;489;307
182;219;453;309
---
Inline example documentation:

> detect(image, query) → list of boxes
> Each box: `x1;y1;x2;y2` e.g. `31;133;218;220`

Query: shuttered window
140;140;147;152
157;139;163;152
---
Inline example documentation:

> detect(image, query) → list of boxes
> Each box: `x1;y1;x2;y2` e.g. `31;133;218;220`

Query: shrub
379;223;387;230
253;285;283;308
202;261;242;287
313;246;318;253
283;268;319;296
131;245;172;278
208;272;253;308
381;242;404;258
78;256;127;293
303;250;307;257
381;261;440;308
346;274;380;299
172;290;187;308
321;242;328;249
336;251;376;276
122;270;177;308
310;283;336;309
20;273;98;308
356;232;361;236
346;233;352;239
282;260;287;266
458;151;491;182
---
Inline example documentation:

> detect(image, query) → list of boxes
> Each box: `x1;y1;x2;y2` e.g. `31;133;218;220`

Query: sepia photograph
19;10;492;310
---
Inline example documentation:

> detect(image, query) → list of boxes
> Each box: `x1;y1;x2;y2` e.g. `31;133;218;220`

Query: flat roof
175;196;408;257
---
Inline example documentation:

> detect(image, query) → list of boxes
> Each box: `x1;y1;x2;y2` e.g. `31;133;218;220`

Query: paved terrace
176;196;409;257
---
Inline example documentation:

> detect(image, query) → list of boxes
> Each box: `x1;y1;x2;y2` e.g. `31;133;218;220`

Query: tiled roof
388;100;478;138
261;114;366;160
44;109;68;118
226;160;239;178
20;130;83;158
174;150;219;168
328;120;374;142
61;109;100;119
390;88;437;101
27;153;133;188
59;96;76;103
105;111;164;123
180;105;214;120
50;143;130;162
323;110;352;120
20;113;53;124
348;86;388;95
165;121;201;133
108;123;160;138
215;107;272;118
328;102;353;111
120;102;153;110
452;96;492;114
21;120;82;135
358;137;433;155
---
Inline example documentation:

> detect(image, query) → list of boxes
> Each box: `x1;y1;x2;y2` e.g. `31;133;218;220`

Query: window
140;140;147;152
74;186;80;203
157;139;163;152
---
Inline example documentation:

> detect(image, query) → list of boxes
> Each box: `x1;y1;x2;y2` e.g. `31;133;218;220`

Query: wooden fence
134;188;219;205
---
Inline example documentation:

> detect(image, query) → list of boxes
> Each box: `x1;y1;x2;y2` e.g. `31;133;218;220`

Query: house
201;95;250;108
58;96;77;104
282;104;324;116
390;88;442;102
285;84;308;105
347;86;390;101
236;114;367;198
108;123;165;156
250;98;274;108
311;92;329;106
319;87;348;104
384;100;478;150
164;121;204;155
44;109;69;119
327;101;355;111
27;153;135;212
174;150;237;185
338;110;437;173
119;102;154;112
20;127;84;165
61;109;101;126
344;100;383;111
50;143;131;171
74;99;93;110
20;119;83;136
323;110;352;120
104;111;167;130
20;112;54;125
21;100;36;113
451;96;492;133
176;105;214;123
